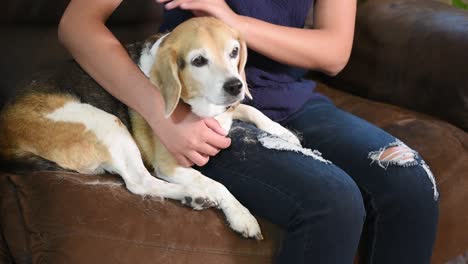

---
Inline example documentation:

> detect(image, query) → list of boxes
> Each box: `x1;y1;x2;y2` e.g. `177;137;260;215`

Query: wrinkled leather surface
0;230;12;263
0;175;30;264
1;172;280;264
320;0;468;131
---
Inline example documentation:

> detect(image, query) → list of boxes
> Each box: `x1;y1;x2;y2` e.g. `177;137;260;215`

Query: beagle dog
0;17;300;239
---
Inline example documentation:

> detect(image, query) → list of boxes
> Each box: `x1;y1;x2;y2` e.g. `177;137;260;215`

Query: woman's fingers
186;151;210;167
204;118;228;136
200;144;221;157
156;0;236;23
157;0;193;9
174;154;194;167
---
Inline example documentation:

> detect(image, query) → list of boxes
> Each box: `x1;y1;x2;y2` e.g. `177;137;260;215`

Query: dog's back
0;60;131;173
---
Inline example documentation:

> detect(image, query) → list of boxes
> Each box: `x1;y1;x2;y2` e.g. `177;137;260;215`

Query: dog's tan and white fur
0;17;300;239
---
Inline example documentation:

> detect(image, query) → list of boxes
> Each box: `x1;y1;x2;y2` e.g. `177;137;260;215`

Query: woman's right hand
151;103;231;167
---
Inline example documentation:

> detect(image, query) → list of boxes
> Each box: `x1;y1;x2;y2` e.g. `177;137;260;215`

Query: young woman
58;0;439;263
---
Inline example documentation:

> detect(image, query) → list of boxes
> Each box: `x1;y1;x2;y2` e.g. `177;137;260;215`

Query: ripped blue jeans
195;99;439;264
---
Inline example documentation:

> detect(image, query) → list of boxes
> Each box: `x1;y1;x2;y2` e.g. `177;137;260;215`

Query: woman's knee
298;168;366;228
381;162;439;223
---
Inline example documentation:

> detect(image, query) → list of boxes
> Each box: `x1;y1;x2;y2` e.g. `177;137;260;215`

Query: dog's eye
230;47;239;59
191;55;208;67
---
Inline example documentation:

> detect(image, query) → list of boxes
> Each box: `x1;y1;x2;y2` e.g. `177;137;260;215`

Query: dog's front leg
232;104;301;146
154;155;263;240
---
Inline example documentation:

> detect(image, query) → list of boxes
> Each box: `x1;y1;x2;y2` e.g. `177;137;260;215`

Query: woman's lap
195;99;438;263
196;120;362;226
195;120;365;262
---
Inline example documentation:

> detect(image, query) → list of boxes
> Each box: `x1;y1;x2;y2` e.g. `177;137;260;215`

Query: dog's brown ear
238;37;252;99
151;48;182;118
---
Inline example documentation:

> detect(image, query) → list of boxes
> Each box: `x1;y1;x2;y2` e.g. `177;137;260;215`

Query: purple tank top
160;0;326;121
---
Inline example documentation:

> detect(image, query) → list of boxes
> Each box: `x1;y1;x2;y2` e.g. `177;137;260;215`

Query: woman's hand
156;0;239;27
151;102;231;167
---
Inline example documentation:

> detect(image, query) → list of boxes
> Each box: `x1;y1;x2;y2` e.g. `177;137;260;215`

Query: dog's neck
138;33;170;77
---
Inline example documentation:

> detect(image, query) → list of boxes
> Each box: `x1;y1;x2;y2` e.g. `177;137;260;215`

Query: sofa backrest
0;0;163;25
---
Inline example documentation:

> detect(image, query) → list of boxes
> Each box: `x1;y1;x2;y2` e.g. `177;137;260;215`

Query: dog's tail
0;155;68;175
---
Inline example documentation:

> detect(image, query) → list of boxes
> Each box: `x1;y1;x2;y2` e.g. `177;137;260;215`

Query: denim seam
235;174;310;262
237;172;326;264
303;217;311;264
358;182;379;264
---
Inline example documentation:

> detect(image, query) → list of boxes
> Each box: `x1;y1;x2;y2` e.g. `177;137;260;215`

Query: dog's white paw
224;203;263;240
262;121;301;147
278;130;301;147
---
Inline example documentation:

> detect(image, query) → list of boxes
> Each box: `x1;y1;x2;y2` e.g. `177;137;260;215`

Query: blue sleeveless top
159;0;327;121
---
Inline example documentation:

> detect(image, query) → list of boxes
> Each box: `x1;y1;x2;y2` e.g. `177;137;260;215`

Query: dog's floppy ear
238;37;252;99
151;48;182;118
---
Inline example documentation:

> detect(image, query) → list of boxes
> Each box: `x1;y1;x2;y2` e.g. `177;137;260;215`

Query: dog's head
147;17;251;118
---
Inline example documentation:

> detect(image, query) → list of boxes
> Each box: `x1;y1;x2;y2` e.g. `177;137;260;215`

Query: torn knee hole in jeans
368;140;439;201
369;145;417;168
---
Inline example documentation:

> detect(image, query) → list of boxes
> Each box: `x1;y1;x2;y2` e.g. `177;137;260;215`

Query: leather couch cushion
0;174;31;263
5;171;280;264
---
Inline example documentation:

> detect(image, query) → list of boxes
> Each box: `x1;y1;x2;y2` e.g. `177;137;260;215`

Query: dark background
0;0;163;108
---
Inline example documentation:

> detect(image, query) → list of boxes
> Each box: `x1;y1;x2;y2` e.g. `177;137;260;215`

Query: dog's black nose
223;78;243;96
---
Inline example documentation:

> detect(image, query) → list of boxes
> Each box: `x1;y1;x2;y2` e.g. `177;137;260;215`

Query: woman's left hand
156;0;239;27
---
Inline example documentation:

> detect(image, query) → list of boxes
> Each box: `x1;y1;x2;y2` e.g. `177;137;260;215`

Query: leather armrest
320;0;468;131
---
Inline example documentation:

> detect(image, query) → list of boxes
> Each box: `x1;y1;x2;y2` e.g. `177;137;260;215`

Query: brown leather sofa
1;0;467;263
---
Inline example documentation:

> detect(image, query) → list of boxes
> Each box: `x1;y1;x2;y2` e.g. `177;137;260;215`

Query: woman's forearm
58;0;167;126
235;17;348;75
234;0;356;75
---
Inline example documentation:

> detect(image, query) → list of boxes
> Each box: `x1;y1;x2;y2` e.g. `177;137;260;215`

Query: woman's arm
58;0;163;118
59;0;230;167
59;0;167;129
159;0;356;76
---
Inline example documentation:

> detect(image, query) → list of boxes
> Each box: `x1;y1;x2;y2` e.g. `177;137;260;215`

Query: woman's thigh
194;121;364;230
282;100;439;204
